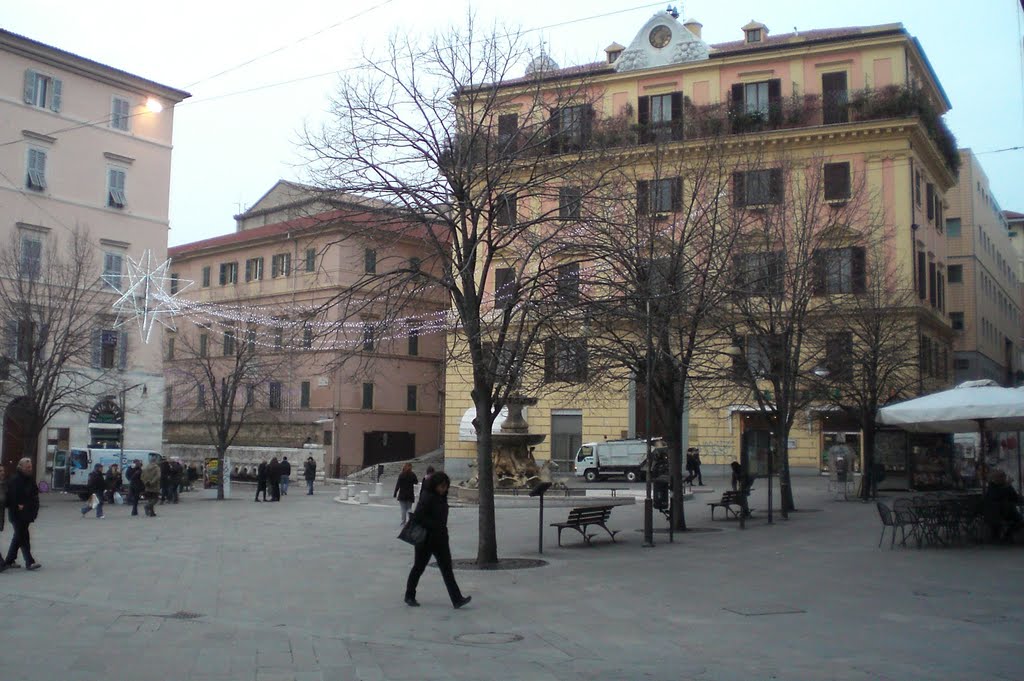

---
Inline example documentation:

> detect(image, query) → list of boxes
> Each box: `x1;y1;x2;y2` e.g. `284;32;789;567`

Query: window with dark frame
223;328;236;356
406;385;417;411
197;384;206;409
950;312;964;331
219;261;238;286
544;338;588;383
637;177;682;215
201;266;211;287
408;327;419;356
497;113;518;153
812;247;866;295
734;251;785;297
305;248;316;272
300;381;310;408
946;218;961;237
495;193;517;226
269;382;282;410
559;186;582;220
555;262;580;303
245;257;264;281
170;273;179;294
821;72;849;125
271;253;291;278
926;183;935;221
361;322;375;352
303;326;313;350
494;267;516;308
107;168;127;208
166;336;175;360
199;333;208;358
730;79;781;127
361;383;374;410
19;235;42;280
917;252;926;299
928;261;937;307
637;92;684;143
732;169;783;206
825;332;853;381
26;148;46;191
364;248;376;274
548;104;593;153
165;386;173;409
823;162;851;201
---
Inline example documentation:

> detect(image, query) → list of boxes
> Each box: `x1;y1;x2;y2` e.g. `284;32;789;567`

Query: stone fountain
461;396;557;490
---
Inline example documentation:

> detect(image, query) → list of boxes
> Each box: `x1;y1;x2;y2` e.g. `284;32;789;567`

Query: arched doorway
2;397;35;479
88;397;123;448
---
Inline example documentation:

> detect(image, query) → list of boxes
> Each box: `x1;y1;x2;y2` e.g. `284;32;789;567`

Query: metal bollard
357;490;370;504
374;482;384;497
336;486;349;501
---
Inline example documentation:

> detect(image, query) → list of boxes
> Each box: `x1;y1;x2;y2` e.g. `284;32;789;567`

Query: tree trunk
775;432;795;515
860;422;876;500
475;409;498;565
217;445;225;501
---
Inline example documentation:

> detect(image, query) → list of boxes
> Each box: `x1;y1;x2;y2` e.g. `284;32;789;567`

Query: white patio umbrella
877;379;1024;487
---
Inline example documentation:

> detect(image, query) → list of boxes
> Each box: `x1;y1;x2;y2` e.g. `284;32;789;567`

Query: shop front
874;429;953;490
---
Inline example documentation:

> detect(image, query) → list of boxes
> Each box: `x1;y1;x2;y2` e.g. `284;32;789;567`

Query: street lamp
643;297;655;548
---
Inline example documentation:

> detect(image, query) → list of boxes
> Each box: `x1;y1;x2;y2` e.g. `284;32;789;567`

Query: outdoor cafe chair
892;498;923;548
876;502;900;548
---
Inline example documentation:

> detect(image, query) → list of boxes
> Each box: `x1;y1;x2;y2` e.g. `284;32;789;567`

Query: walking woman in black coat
404;472;471;609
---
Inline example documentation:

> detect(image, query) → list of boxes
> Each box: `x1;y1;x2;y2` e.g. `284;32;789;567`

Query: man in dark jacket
303;457;316;495
280;457;291;495
254;461;269;502
3;458;41;571
267;458;281;501
127;460;145;516
81;463;106;518
159;458;172;504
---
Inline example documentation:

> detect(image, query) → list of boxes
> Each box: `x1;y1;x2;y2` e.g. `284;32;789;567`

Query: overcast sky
4;0;1022;246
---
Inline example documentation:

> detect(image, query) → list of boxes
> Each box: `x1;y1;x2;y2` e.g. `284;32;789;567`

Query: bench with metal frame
550;505;620;546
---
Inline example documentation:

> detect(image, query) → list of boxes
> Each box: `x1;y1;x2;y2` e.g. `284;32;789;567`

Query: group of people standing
255;457;317;502
80;457;166;518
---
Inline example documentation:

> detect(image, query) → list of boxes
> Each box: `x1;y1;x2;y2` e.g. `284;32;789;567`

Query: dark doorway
550;413;583;474
3;397;34;479
362;431;415;467
741;426;774;477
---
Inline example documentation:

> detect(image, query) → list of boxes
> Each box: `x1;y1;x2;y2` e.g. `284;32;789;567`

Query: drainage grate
455;632;524;645
165;611;203;620
445;558;548;571
724;605;806;617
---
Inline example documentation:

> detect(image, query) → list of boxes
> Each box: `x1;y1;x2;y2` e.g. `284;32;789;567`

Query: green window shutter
23;70;38;104
50;78;62;112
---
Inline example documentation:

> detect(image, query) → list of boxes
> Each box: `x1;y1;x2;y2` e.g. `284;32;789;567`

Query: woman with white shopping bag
80;464;106;519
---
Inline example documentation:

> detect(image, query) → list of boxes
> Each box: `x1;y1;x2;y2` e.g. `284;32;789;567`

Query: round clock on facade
649;25;672;48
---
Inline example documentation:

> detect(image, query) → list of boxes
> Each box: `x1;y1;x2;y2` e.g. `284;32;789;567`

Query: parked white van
574;438;668;482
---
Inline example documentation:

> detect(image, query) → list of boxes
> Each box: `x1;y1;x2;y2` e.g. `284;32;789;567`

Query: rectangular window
637;177;682;215
165;386;173;409
99;329;120;369
26;148;46;191
361;322;375;352
303;326;313;350
269;382;282;410
733;169;783;206
170;273;179;294
812;247;865;295
928;261;937;307
950;312;964;331
494;267;516;307
364;248;376;274
219;261;238;285
825;332;853;381
361;382;374;410
549;104;593;153
197;384;206;409
10;321;35;363
23;69;62;111
743;81;770;116
246;328;256;352
406;385;417;412
107;168;126;208
954;358;970;371
744;335;781;378
245;385;255;407
166;336;175;360
300;381;311;408
821;72;849;125
271;253;291;277
556;262;580;302
734;251;785;297
544;338;588;383
937;271;945;313
917;252;926;300
730;79;781;128
926;184;935;221
223;328;236;356
495;193;517;226
111;96;131;131
637;92;684;143
559;186;582;220
202;266;211;287
408;327;419;356
199;333;208;358
305;248;316;272
103;252;124;290
497;113;518;153
946;218;961;237
274;327;283;350
19;234;42;280
245;257;264;282
823;162;851;201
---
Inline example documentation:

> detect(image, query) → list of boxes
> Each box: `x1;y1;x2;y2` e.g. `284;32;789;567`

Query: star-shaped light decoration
111;249;190;344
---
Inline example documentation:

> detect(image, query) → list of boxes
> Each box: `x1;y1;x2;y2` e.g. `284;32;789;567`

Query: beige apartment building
164;181;445;475
1003;209;1024;382
945;150;1023;385
0;29;188;476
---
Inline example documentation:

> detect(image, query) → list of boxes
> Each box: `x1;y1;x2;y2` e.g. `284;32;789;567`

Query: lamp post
643;298;655;548
118;383;146;469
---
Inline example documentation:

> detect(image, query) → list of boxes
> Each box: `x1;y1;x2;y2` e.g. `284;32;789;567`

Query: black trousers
405;537;463;605
270;481;280;501
5;521;34;565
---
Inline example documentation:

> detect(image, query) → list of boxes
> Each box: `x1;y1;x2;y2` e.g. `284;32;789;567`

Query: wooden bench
550;505;620;546
708;489;753;520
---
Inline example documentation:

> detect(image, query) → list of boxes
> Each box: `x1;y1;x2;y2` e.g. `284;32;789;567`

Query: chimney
604;42;625;64
683;18;703;39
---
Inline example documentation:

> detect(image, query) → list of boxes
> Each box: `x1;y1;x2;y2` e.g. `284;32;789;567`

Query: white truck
52;448;161;499
574;438;669;482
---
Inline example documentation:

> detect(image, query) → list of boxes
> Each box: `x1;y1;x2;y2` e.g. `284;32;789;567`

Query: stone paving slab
0;477;1021;680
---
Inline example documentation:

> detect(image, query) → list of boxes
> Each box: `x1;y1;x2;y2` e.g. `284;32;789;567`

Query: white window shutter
50;78;62;112
23;70;37;104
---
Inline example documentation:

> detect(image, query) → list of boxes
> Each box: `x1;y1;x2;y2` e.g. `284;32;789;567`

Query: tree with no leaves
0;228;117;475
301;18;625;565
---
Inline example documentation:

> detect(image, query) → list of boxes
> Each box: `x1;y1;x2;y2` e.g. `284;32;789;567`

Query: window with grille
269;382;283;410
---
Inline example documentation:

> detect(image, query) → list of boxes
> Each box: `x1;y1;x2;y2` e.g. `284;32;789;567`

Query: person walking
684;450;696;485
81;464;106;519
159;457;172;504
0;467;6;539
303;457;316;495
691;448;703;486
106;463;123;504
280;457;291;495
254;461;269;502
127;460;144;516
140;457;162;518
268;458;281;501
394;463;418;525
3;458;41;571
403;472;471;609
418;466;435;500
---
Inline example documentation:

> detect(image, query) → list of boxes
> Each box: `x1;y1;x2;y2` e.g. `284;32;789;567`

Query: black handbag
398;518;427;545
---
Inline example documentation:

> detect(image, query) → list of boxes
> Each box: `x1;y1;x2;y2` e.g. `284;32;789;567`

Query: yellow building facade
442;14;957;481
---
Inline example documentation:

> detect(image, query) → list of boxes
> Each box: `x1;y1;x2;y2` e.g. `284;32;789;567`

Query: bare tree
809;229;921;499
166;307;297;499
726;155;871;516
0;228;114;475
301;18;626;564
573;126;746;530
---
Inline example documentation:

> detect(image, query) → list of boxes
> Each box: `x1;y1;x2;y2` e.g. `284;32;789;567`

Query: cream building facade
0;29;188;477
442;13;957;481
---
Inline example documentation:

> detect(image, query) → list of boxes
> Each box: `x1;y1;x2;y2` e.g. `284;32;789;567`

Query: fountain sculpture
461;396;557;490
